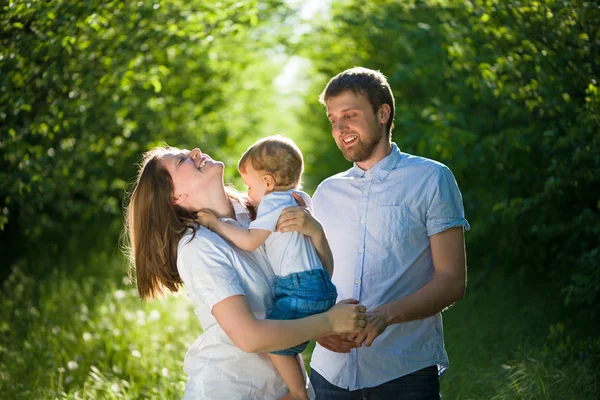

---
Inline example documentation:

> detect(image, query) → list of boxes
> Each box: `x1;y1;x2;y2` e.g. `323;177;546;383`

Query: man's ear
263;174;276;190
378;104;391;125
172;193;187;205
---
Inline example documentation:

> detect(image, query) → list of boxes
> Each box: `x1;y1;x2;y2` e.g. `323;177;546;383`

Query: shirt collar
220;198;252;228
349;143;402;181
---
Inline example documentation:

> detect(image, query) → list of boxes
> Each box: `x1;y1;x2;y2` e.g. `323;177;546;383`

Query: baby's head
238;135;304;204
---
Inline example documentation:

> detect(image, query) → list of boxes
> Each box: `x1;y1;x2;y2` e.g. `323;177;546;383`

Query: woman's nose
190;148;202;159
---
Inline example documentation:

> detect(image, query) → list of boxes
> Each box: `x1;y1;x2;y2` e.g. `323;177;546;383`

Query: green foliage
298;0;600;308
441;271;600;399
0;0;291;274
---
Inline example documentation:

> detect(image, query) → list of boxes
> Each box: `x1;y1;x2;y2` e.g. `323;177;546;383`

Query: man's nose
335;120;347;134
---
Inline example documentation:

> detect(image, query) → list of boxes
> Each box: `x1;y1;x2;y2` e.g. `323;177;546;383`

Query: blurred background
1;0;598;398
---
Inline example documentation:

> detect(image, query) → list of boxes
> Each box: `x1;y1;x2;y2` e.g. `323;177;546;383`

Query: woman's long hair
123;147;254;300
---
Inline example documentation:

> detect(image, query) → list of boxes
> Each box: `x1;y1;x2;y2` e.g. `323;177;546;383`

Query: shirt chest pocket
375;204;408;245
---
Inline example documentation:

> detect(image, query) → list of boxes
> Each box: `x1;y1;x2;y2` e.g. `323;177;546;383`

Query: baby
197;135;337;400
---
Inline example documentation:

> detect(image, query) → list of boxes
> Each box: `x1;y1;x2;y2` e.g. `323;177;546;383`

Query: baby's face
240;164;269;205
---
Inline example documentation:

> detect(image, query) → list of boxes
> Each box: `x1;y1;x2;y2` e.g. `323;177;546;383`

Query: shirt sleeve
249;195;287;232
178;231;245;311
426;166;471;237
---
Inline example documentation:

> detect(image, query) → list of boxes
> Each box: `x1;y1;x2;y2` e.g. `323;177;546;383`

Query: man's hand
352;312;389;347
317;334;362;353
196;209;218;230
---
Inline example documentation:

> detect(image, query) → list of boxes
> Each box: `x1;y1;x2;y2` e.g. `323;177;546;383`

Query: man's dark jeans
310;366;440;400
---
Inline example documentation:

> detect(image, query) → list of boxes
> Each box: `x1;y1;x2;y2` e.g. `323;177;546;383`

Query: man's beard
338;127;384;163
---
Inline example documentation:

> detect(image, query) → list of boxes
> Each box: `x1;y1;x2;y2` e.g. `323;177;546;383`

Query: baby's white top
249;189;323;277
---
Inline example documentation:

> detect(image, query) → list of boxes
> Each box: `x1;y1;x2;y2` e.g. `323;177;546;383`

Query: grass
0;257;198;399
1;255;598;399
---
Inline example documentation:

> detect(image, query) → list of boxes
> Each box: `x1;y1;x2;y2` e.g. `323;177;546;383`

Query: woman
124;146;366;399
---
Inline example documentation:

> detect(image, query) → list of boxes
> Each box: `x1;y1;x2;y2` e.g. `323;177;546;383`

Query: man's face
325;91;387;165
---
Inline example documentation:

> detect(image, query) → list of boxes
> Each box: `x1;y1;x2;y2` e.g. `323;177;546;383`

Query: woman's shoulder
178;227;233;258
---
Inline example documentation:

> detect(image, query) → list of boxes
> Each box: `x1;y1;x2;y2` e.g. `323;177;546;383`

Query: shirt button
363;189;368;195
355;279;360;285
359;219;365;225
358;248;364;253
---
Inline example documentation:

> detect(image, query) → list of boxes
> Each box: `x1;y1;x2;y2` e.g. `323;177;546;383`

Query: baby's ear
263;174;275;190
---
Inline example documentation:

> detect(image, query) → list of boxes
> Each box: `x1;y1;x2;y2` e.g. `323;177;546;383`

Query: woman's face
161;148;225;211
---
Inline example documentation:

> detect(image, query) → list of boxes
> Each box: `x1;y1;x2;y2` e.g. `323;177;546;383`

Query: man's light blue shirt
310;143;470;390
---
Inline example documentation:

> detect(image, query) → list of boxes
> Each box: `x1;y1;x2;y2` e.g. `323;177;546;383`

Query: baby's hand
197;209;218;230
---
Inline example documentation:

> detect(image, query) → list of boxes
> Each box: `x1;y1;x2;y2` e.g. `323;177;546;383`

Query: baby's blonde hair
238;135;304;189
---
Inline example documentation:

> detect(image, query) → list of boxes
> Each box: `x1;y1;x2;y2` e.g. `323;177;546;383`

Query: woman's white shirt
176;201;314;399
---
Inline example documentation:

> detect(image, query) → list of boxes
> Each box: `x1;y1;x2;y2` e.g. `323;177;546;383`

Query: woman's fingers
291;192;307;207
338;298;359;305
276;207;306;232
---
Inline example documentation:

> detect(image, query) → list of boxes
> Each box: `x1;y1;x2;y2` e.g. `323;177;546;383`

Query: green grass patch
440;269;599;399
1;258;597;399
0;257;198;399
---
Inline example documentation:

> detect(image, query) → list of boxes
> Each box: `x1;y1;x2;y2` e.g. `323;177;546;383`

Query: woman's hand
316;334;361;353
325;299;367;334
276;192;322;237
197;209;218;230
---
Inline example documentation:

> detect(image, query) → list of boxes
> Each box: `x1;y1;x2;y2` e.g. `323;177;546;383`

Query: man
309;67;470;399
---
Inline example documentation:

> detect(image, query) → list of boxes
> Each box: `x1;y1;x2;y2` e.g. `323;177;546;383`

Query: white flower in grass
65;376;73;384
161;367;169;378
148;310;160;322
111;383;121;393
113;328;121;336
136;310;146;326
122;276;132;285
165;343;174;352
67;361;79;370
57;367;65;373
131;350;141;358
82;332;92;342
114;290;126;300
113;365;123;375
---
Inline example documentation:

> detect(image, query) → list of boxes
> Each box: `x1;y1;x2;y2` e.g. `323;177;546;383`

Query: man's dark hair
319;67;395;138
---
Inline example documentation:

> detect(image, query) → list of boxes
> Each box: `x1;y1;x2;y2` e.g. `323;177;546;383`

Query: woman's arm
212;295;365;353
275;193;334;276
305;228;334;277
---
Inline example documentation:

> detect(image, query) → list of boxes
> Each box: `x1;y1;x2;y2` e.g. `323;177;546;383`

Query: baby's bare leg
268;353;309;400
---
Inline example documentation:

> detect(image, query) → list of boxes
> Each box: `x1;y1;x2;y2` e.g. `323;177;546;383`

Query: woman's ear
263;174;275;191
172;193;187;205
